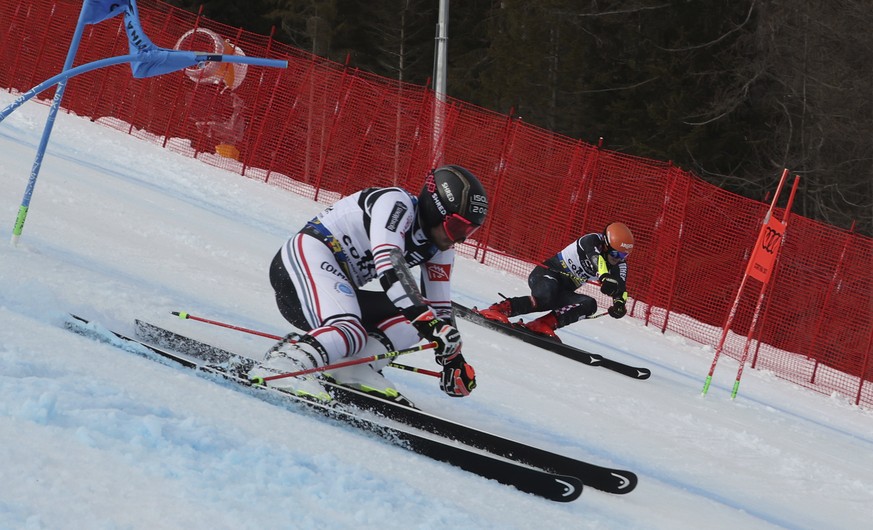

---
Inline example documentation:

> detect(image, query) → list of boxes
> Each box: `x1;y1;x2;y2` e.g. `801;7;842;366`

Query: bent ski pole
253;341;438;383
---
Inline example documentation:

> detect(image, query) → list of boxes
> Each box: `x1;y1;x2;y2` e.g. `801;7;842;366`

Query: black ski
132;319;419;409
133;318;638;494
65;315;583;502
452;302;651;380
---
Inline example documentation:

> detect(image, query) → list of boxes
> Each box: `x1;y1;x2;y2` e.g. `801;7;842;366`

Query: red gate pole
701;169;789;396
731;175;799;399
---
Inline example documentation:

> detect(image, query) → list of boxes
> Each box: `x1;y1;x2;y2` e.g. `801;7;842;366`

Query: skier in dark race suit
478;223;634;339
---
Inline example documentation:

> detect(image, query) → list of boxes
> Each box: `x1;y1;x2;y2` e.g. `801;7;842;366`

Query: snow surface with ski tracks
1;91;872;529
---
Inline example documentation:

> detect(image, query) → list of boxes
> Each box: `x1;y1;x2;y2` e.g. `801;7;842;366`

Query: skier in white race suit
249;165;488;402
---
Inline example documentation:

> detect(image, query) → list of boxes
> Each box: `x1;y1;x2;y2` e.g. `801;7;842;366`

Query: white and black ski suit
269;187;455;364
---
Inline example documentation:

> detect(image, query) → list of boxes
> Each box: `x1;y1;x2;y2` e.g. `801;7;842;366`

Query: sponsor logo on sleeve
426;263;451;281
386;201;409;232
334;282;355;296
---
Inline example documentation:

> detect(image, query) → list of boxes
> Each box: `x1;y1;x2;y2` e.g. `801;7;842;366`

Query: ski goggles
608;248;629;260
443;213;481;242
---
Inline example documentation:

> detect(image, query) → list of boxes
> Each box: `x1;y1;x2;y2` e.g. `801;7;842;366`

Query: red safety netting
2;0;871;406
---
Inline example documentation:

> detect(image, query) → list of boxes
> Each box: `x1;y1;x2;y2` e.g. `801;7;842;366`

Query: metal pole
434;0;449;97
432;0;449;166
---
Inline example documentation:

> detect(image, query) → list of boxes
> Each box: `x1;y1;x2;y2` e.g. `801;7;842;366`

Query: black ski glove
599;273;621;297
440;353;477;397
608;299;627;319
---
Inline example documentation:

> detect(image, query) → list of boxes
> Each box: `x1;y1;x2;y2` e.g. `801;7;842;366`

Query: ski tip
552;476;584;502
172;311;188;319
612;471;639;494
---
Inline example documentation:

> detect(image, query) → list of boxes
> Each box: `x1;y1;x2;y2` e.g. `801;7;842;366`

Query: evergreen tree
331;0;435;83
157;0;873;234
163;0;276;36
264;0;337;57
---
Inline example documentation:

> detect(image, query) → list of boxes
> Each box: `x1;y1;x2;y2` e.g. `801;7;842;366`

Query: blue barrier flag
82;0;126;25
130;49;201;78
80;0;232;79
120;0;201;78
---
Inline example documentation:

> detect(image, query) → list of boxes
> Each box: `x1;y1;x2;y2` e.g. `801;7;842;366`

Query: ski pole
253;341;437;383
173;311;440;377
172;311;280;339
387;363;441;377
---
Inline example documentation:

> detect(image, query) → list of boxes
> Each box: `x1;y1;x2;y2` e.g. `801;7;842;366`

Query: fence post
472;110;519;264
577;137;604;238
424;87;460;172
809;223;854;383
651;163;689;332
339;83;388;194
556;140;599;252
854;324;873;405
243;25;276;177
27;1;57;93
391;80;403;183
399;84;436;187
0;3;25;91
312;64;358;201
265;59;316;184
248;71;284;179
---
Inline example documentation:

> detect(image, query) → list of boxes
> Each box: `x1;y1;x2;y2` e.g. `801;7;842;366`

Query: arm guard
378;247;427;312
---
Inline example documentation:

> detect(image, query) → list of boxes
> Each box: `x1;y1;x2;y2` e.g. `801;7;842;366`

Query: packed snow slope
1;92;872;530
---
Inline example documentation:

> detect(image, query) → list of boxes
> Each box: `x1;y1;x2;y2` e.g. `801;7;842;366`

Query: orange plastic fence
2;0;871;406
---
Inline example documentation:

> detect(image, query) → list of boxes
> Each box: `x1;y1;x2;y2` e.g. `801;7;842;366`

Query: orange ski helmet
604;222;634;259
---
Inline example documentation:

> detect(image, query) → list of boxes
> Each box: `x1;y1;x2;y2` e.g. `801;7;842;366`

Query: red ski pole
255;341;438;383
172;311;441;377
172;311;280;339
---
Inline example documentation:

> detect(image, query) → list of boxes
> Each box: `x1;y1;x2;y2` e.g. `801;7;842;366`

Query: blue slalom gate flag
121;0;203;78
9;0;287;245
130;48;203;78
81;0;127;25
83;0;283;79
